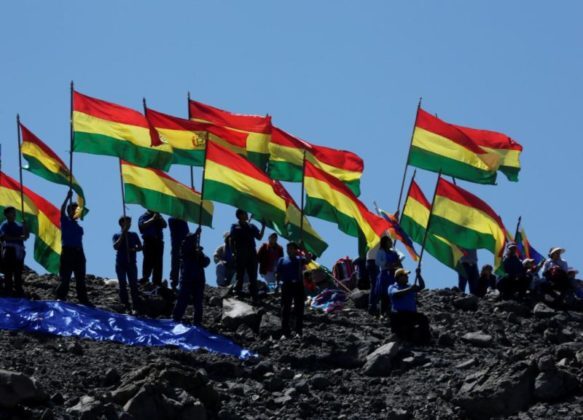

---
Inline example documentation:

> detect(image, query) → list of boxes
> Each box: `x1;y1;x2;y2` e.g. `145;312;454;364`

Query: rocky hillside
1;270;582;419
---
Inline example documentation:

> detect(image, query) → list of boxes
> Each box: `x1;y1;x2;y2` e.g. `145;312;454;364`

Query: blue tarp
0;298;253;359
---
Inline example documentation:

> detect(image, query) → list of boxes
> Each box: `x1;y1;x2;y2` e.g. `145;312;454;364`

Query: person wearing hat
543;247;570;298
371;236;402;317
388;267;430;345
0;207;29;296
498;242;529;300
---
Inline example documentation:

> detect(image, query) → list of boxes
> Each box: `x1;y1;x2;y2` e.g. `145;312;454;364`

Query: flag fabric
0;172;61;273
73;91;173;170
376;207;419;261
121;162;213;227
145;107;248;166
19;123;88;219
515;227;545;265
409;108;501;184
203;141;287;228
455;125;523;182
399;179;465;270
268;126;364;196
304;160;390;254
189;99;271;169
430;177;508;267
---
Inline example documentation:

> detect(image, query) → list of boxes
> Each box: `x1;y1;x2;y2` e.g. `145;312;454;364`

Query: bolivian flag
430;178;508;267
304;160;390;254
145;107;248;166
400;179;464;270
203;141;287;228
73;91;173;171
0;172;61;273
409;109;501;184
189;99;271;170
19;122;88;219
121;162;213;227
268;126;364;196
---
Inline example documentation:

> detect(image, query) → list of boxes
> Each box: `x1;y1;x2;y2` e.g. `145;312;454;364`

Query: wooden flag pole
16;114;25;221
396;97;422;216
187;92;196;189
397;169;417;224
513;216;522;242
196;132;210;245
118;158;131;263
299;149;307;248
69;81;74;195
417;170;441;270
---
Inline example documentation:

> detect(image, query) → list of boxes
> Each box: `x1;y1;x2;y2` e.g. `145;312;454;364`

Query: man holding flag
0;207;29;296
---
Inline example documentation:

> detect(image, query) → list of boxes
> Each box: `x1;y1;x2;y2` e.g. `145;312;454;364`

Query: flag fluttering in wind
515;227;545;265
0;172;61;273
304;160;390;255
189;99;271;169
399;179;464;270
73;91;173;170
268;126;364;196
19;122;88;219
375;206;419;261
409;109;501;184
430;177;508;267
121;162;213;227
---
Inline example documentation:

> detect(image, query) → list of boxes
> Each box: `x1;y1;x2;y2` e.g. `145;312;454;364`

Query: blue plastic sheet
0;298;253;359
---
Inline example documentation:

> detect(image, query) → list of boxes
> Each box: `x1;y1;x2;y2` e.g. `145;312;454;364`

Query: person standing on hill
0;207;29;296
168;217;189;290
458;249;479;295
257;233;283;291
373;236;402;317
112;216;143;312
55;191;90;304
138;210;167;287
229;209;265;302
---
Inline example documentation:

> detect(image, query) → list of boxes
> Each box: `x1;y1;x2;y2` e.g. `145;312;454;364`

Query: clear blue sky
1;1;581;288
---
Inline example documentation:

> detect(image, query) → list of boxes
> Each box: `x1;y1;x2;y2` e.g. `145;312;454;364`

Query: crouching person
113;216;143;312
173;228;209;325
388;268;430;345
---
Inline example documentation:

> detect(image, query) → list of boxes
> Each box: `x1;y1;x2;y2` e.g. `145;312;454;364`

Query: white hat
548;247;565;257
522;258;535;267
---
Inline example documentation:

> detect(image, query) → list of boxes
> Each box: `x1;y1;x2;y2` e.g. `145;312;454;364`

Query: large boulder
453;295;479;311
534;369;579;402
362;342;400;377
533;303;556;319
349;289;370;309
495;301;531;316
222;298;262;332
0;369;46;408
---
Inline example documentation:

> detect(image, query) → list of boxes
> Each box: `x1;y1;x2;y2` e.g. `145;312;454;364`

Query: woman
374;236;402;317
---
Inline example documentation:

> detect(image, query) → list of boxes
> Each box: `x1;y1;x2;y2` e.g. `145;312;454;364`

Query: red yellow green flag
268;126;364;196
0;172;61;273
73;91;173;170
188;99;271;169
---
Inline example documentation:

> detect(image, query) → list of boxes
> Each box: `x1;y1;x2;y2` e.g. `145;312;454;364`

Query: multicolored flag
375;206;419;261
189;99;271;169
399;179;464;270
145;107;248;166
515;227;545;265
304;160;390;255
0;172;61;273
202;141;287;228
268;126;364;196
409;108;501;184
73;91;173;170
121;162;213;227
19;122;88;219
430;177;508;267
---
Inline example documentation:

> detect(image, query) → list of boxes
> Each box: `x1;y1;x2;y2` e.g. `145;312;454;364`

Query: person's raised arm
61;190;73;215
256;221;266;241
415;268;426;291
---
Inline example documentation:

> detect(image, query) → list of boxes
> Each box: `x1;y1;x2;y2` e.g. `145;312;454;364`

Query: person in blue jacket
374;236;402;317
172;228;209;325
0;207;29;296
138;210;167;287
497;242;528;300
112;216;143;312
168;217;189;290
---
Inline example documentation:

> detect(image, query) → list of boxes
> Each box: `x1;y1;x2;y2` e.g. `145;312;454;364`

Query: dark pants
458;262;479;294
169;243;181;288
390;311;431;344
372;270;393;316
173;278;205;325
235;254;258;298
142;237;164;286
367;260;380;313
281;281;305;336
498;275;530;300
56;247;88;302
2;248;24;295
116;263;140;307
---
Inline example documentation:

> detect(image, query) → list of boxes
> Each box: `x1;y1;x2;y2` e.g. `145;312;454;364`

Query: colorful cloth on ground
515;227;545;265
268;126;364;196
0;172;61;273
310;289;347;313
376;207;419;261
0;297;252;359
73;90;173;170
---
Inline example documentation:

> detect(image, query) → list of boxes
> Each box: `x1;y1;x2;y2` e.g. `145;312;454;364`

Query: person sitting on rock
112;216;143;312
275;242;311;338
214;232;235;287
257;233;283;292
0;207;29;296
543;247;570;299
475;264;497;298
497;243;529;300
173;228;209;325
388;267;430;345
372;236;402;318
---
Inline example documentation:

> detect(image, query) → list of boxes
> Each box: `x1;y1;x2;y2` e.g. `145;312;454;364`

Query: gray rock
387;408;411;420
495;301;531;316
324;342;371;368
310;374;331;390
362;342;400;377
349;289;369;309
222;298;262;332
534;370;579;402
123;385;176;419
533;303;556;319
453;295;479;311
456;358;477;369
263;375;285;392
209;296;223;307
102;368;121;387
0;369;46;408
66;396;108;420
537;355;556;373
462;331;493;348
437;333;455;347
555;342;583;360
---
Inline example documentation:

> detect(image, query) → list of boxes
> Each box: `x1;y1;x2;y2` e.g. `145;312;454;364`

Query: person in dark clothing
374;236;402;317
55;191;90;304
475;264;497;298
458;249;479;294
276;242;309;337
257;233;284;291
138;210;167;287
168;217;189;290
353;256;369;290
388;268;430;345
229;209;265;301
113;216;143;311
0;207;29;296
498;243;529;300
172;228;209;325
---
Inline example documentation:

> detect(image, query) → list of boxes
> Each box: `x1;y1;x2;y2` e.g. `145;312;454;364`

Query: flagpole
397;169;417;224
16;115;25;221
118;158;131;263
396;97;422;215
69;81;74;195
513;216;522;242
187;91;196;189
417;170;441;270
196;132;209;245
299;149;307;248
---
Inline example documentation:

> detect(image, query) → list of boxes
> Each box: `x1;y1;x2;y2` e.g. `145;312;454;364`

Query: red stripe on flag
188;99;271;133
73;91;148;128
19;123;68;168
